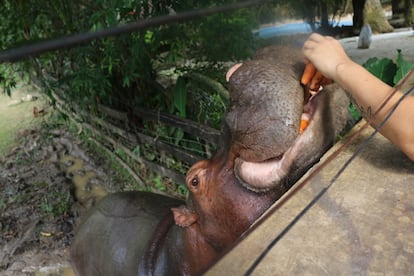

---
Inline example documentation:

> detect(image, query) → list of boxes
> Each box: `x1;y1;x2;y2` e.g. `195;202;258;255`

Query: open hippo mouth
234;93;321;192
225;58;334;192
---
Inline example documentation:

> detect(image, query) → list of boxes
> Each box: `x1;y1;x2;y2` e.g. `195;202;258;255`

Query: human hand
302;33;352;82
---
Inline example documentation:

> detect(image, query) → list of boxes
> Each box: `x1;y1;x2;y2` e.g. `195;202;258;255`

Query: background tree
353;0;366;30
391;0;412;27
0;0;259;121
0;0;268;193
296;0;393;33
288;0;343;31
364;0;394;32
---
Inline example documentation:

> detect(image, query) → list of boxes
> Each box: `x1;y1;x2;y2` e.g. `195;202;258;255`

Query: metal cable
0;0;273;62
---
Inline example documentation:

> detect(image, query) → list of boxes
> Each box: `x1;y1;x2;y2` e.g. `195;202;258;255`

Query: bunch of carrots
299;62;333;134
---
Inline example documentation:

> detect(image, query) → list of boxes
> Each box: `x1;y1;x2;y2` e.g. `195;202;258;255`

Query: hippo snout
226;60;304;162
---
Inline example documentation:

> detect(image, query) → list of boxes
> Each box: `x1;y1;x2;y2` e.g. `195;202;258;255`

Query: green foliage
154;175;166;191
348;103;361;121
0;0;263;195
195;11;256;61
40;186;72;217
171;76;187;118
353;50;414;120
0;0;257;113
394;49;414;84
289;0;348;28
363;57;397;86
0;199;6;211
363;50;414;86
0;65;17;96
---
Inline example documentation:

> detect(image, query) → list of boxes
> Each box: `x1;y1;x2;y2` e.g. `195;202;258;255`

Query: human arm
303;33;414;161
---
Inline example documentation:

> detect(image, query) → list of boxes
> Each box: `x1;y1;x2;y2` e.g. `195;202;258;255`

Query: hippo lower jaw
234;90;320;192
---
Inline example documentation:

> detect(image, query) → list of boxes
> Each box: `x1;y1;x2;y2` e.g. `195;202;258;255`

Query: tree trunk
391;0;412;27
364;0;394;33
320;2;330;29
405;0;413;26
352;0;366;31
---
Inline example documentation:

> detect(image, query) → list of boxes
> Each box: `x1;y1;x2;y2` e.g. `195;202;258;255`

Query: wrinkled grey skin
70;45;352;276
227;45;351;191
225;56;304;161
70;192;186;275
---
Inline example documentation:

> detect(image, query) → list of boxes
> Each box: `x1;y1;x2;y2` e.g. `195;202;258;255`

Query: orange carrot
299;113;310;134
310;72;334;91
301;63;317;86
309;71;324;91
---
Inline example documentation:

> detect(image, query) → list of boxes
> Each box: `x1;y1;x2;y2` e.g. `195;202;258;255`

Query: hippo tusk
234;152;294;192
234;107;316;192
226;63;243;82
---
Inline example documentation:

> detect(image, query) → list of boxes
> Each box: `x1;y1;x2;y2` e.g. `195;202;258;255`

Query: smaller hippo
70;192;187;275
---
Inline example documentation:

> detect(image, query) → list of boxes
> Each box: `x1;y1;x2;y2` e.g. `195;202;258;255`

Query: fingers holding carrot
309;71;333;91
301;62;333;92
300;62;317;86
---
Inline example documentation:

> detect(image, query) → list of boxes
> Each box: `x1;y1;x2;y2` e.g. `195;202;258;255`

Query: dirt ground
1;29;413;275
0;91;131;275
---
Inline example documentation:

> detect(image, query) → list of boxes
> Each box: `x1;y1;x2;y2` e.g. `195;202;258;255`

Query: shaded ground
1;130;76;275
0;90;132;275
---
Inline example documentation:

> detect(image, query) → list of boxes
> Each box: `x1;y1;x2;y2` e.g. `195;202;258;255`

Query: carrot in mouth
299;62;334;134
300;62;317;86
299;113;310;134
301;62;333;92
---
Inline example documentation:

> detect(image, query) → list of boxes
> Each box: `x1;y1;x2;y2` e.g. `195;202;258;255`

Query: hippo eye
191;177;199;187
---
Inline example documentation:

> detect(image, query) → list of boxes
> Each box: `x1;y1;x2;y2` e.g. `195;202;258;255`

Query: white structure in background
358;24;372;49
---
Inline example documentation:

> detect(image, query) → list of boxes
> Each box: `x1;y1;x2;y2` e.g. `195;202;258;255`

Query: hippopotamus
70;45;351;275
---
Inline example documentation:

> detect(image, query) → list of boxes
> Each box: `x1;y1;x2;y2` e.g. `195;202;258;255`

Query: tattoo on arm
349;94;373;119
358;105;373;119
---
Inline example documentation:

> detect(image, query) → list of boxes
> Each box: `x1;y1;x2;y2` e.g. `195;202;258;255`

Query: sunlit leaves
363;50;414;86
394;49;414;84
363;57;397;86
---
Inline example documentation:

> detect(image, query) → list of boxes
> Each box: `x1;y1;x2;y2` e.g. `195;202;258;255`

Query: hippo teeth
234;87;326;193
300;95;317;134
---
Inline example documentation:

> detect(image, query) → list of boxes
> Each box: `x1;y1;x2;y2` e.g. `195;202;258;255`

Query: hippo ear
171;206;198;228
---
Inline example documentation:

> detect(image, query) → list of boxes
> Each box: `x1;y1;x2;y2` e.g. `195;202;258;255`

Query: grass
0;83;47;156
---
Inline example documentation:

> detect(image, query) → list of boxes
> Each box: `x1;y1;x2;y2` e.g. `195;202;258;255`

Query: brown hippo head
69;44;351;276
172;45;351;267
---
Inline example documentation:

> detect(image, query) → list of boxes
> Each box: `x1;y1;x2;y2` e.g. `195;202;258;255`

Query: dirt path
0;88;130;275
